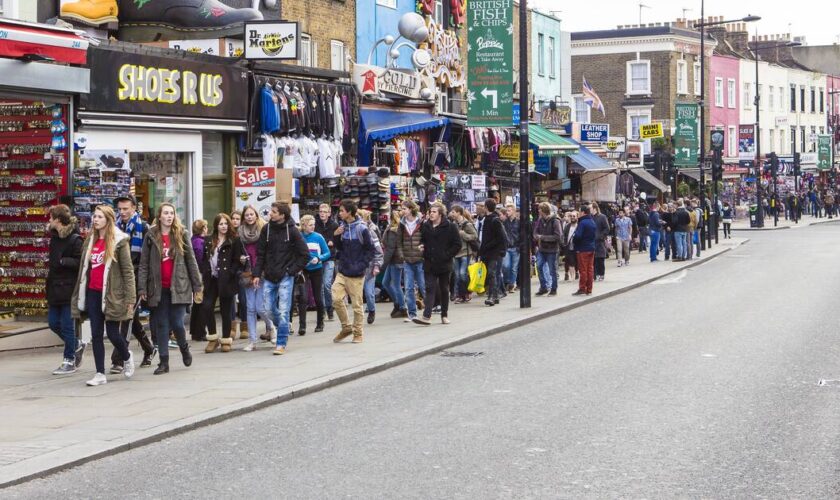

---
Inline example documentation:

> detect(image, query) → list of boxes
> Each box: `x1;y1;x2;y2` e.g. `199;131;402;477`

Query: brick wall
282;0;356;71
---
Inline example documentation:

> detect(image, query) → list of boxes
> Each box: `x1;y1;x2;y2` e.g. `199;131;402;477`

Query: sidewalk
0;237;746;488
731;214;840;231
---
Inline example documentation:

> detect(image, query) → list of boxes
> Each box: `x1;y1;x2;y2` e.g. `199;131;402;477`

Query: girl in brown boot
200;213;242;353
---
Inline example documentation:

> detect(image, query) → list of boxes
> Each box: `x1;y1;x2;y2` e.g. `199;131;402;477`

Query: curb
731;218;840;231
0;240;745;489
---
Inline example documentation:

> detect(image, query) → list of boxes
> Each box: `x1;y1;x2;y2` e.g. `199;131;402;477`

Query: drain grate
441;351;484;358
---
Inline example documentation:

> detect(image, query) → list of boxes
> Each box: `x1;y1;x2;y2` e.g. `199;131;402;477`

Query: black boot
154;357;169;375
117;0;264;42
179;343;192;367
298;323;306;336
314;309;325;333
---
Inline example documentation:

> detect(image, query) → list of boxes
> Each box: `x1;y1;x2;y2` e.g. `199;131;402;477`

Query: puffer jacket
71;231;136;321
47;220;82;306
382;226;404;267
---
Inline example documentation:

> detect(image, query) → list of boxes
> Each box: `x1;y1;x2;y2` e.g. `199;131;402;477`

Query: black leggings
297;268;324;328
203;278;234;339
595;257;606;277
723;222;731;238
423;271;451;318
87;289;130;374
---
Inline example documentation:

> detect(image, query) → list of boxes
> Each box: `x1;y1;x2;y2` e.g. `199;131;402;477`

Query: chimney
728;24;750;54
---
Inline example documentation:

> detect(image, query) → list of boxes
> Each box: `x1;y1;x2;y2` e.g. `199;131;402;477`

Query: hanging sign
818;135;832;170
467;0;514;126
243;21;300;60
673;103;698;166
234;167;276;218
738;124;755;161
420;19;466;89
639;123;663;139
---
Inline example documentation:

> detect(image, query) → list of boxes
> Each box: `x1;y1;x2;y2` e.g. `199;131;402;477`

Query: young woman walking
47;204;84;375
201;213;242;353
297;214;330;335
71;205;136;386
238;205;274;351
138;203;203;374
448;205;477;303
189;219;208;341
230;210;248;339
381;210;406;317
721;202;733;239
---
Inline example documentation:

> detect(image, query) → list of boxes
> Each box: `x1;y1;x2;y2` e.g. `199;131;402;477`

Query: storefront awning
0;19;90;65
361;109;449;142
679;168;701;181
628;167;669;192
529;124;579;156
569;142;614;172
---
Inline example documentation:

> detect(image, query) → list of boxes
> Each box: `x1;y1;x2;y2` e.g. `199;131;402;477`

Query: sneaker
86;372;107;386
124;352;135;379
484;299;495;306
617;261;623;267
52;359;76;375
431;306;441;315
140;347;157;368
168;339;178;349
441;317;450;325
273;346;286;355
109;364;124;375
412;316;431;326
367;311;375;324
547;290;557;296
243;342;256;352
74;342;86;368
404;315;416;323
535;289;548;296
572;290;586;296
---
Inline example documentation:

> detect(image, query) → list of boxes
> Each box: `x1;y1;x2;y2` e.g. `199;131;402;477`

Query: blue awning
568;140;614;172
360;109;449;142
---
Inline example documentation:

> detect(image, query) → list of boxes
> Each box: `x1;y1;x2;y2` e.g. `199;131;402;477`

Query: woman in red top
138;203;203;375
71;205;136;386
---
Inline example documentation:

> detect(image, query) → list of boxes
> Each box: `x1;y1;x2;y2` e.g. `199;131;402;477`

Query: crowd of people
45;192;736;386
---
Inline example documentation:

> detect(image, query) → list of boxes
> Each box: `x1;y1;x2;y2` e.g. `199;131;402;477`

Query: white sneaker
86;372;107;386
243;342;256;352
123;352;135;379
404;315;416;323
52;359;76;375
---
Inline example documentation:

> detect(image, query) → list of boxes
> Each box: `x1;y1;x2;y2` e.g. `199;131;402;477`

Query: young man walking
315;203;339;321
501;204;520;292
573;205;597;296
614;208;633;266
332;200;375;343
477;199;507;306
533;202;562;295
399;200;425;322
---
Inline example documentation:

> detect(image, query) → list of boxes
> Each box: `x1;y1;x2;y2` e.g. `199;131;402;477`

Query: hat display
377;167;390;178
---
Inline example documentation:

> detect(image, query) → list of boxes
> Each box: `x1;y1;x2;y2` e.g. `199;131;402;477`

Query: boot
205;334;220;353
153;357;169;375
314;309;325;333
390;305;401;318
239;321;249;340
180;343;192;367
564;272;570;281
298;323;306;336
220;337;233;353
60;0;118;26
117;0;264;42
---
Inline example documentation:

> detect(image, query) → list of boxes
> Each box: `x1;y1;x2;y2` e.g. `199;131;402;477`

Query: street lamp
750;39;801;227
694;9;760;246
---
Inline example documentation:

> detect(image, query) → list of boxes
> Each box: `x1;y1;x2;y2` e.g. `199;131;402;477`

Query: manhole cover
441;351;484;358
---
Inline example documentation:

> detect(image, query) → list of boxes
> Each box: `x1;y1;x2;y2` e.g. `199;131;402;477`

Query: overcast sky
530;0;840;46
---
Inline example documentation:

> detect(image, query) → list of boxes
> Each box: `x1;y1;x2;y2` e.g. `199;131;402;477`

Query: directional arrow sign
467;0;513;127
481;88;498;108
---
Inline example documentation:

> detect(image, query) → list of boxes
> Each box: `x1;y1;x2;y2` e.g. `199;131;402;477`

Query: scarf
117;212;145;257
239;222;262;245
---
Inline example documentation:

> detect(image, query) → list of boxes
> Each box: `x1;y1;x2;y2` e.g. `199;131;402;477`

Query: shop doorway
130;152;192;223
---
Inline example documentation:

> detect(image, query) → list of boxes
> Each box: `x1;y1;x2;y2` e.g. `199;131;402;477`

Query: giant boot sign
60;0;265;41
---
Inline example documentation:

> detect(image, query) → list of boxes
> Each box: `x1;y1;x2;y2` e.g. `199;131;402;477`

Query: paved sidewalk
731;214;840;231
0;237;746;488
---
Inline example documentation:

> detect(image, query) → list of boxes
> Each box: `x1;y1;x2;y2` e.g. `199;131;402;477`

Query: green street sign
673;102;698;166
817;135;832;170
466;0;514;127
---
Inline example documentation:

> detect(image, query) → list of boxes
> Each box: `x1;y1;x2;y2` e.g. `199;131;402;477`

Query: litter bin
749;204;764;228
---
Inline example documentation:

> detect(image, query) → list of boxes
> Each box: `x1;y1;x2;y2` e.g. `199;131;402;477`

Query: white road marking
653;270;687;285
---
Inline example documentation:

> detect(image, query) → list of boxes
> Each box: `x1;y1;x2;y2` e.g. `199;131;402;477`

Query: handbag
238;240;253;289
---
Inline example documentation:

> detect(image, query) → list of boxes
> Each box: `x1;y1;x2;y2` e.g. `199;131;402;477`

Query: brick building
282;0;356;72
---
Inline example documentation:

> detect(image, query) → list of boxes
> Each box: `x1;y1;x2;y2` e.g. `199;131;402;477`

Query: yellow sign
640;123;664;139
499;144;535;164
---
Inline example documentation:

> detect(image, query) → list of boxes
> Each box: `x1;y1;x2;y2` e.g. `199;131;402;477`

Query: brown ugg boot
239;321;249;340
220;337;233;353
205;334;220;353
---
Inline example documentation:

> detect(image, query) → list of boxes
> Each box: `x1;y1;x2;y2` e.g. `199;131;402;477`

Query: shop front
0;19;90;318
76;43;249;226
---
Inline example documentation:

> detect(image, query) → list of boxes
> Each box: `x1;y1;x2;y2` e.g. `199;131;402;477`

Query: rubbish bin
749;204;764;228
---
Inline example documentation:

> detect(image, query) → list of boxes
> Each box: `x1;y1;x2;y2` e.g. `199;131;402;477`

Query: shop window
202;132;223;175
130;152;190;223
330;40;346;71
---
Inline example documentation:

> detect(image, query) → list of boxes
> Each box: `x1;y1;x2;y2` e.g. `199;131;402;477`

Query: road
6;225;840;498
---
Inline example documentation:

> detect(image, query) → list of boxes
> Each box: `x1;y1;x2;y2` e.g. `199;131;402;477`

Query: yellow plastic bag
467;261;487;294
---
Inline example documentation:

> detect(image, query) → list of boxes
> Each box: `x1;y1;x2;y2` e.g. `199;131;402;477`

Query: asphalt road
7;225;840;499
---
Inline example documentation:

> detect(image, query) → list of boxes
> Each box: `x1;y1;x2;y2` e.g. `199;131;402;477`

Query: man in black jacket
672;200;691;261
533;202;562;295
315;203;339;320
502;204;520;292
47;204;84;375
414;202;462;325
477;198;507;306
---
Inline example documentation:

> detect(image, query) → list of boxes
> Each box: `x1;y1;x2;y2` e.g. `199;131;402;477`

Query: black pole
754;44;764;227
518;0;531;309
698;1;708;250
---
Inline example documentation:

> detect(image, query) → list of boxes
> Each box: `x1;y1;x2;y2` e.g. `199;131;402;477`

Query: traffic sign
466;0;513;127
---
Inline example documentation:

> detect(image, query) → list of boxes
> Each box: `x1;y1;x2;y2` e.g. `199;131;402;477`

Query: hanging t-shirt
161;233;174;289
260;84;281;134
260;134;277;168
317;137;337;178
277;136;298;170
88;238;106;291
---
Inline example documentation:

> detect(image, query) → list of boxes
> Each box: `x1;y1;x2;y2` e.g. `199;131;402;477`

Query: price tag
0;232;10;237
0;171;9;176
0;201;9;207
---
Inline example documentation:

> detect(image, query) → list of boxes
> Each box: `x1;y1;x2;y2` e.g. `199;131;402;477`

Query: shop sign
498;144;534;163
234;167;276;217
817;135;832;170
639;123;663;139
738;124;755;161
580;124;609;143
420;19;466;89
775;116;788;127
83;49;248;120
467;0;514;126
626;141;643;165
168;39;219;55
673;103;698;166
243;22;300;60
353;64;435;100
540;105;571;127
606;136;625;153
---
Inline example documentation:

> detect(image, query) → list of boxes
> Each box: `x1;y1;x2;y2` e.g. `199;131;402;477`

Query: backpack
636;209;649;227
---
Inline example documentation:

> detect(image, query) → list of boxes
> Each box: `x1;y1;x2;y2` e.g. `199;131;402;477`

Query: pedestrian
296;214;330;336
399;200;425;322
592;203;610;281
648;202;663;262
381;210;407;317
229;210;248;339
315;203;339;322
477;198;507;306
71;205;136;386
253;202;310;355
533;202;562;296
414;202;462;325
562;211;578;281
449;205;478;303
572;205;597;296
825;191;835;219
502;204;520;293
238;205;274;350
138;203;203;375
358;209;384;325
673;200;691;261
112;195;156;372
687;200;697;261
614;208;632;266
721;202;733;238
635;202;649;253
331;200;376;344
189;219;208;341
47;204;84;375
200;213;242;354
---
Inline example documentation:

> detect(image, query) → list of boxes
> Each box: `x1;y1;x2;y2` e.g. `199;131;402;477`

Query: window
800;126;806;152
693;62;701;95
330;40;346;71
573;95;590;123
626;60;651;95
537;34;545;76
728;79;736;109
375;0;396;7
627;107;652;153
728;125;737;157
548;37;556;78
769;129;775;153
820;88;825;112
300;34;316;67
743;82;752;110
790;84;797;111
779;128;786;154
677;60;687;95
811;87;816;113
810;126;817;152
779;87;784;110
800;86;806;112
820;126;826;135
714;78;723;107
791;126;797;152
434;0;444;27
768;86;774;111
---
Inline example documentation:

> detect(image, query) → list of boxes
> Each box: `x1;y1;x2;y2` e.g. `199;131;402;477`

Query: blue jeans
674;231;686;259
536;251;558;291
453;256;470;298
502;248;520;287
382;264;405;310
245;283;267;343
48;303;76;361
662;231;671;259
693;230;701;257
151;289;188;358
364;273;377;313
321;260;335;311
649;230;661;261
403;262;425;317
263;275;294;348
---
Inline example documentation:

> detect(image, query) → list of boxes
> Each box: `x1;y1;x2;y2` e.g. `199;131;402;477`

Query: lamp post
694;10;760;247
518;0;531;308
749;39;801;227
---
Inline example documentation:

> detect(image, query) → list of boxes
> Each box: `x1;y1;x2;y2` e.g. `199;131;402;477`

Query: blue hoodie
573;215;597;252
303;231;331;271
334;217;375;278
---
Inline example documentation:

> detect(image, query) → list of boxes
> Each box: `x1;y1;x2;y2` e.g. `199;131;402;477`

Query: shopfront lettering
117;64;224;107
468;0;511;26
420;19;465;89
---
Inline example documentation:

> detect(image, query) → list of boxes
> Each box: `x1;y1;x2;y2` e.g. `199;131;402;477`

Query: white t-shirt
317;137;337;178
260;134;277;168
277;136;297;170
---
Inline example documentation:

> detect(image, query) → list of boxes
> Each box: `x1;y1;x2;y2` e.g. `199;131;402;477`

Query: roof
571;25;713;42
628;167;669;192
568;140;614;171
529;124;579;155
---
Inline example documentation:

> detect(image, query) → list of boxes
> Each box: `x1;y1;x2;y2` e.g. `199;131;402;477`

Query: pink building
828;74;840;146
709;54;741;162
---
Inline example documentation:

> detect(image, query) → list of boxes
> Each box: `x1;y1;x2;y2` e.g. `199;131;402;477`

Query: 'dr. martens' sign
82;48;248;120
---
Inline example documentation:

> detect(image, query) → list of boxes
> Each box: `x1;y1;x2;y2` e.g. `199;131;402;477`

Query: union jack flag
582;76;605;117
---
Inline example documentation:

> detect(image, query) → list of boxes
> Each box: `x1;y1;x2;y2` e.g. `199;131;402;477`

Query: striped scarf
117;212;146;259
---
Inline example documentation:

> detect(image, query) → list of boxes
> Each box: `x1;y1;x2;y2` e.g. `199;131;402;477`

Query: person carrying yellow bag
467;261;486;295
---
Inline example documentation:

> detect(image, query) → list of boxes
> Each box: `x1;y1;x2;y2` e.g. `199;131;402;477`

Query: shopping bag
467;261;487;294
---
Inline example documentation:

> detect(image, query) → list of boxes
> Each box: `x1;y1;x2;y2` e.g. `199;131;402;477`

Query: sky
530;0;840;46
